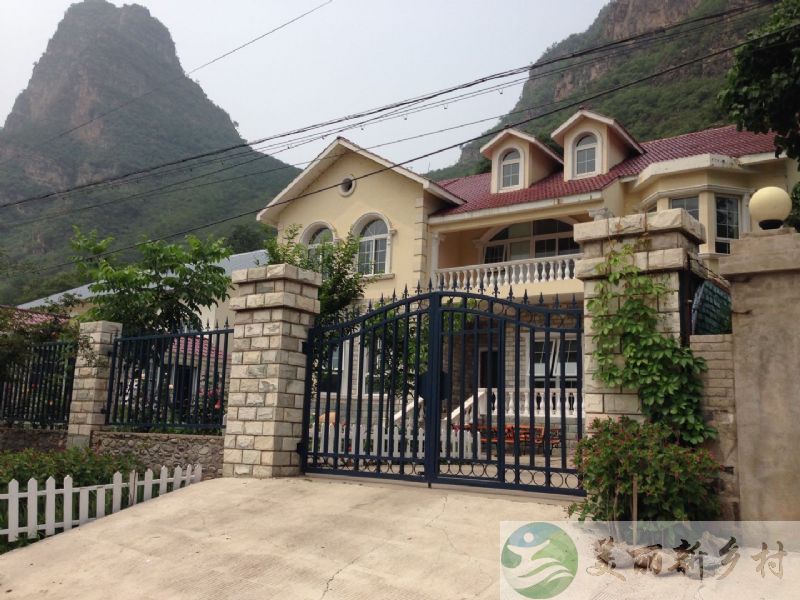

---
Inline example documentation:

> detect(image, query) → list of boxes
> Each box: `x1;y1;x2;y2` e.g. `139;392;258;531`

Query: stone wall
0;427;67;452
690;334;738;520
91;431;223;479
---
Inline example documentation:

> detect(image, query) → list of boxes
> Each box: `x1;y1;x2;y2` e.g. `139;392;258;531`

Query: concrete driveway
0;477;569;599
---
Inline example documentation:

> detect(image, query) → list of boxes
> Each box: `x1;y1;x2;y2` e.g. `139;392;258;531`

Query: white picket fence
312;424;481;458
1;465;201;543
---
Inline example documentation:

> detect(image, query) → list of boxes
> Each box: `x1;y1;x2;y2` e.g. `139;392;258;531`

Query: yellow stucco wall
272;150;439;299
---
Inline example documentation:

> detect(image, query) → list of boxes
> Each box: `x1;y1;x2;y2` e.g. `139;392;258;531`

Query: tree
71;228;232;333
264;225;364;322
719;0;800;161
0;296;80;379
225;222;274;254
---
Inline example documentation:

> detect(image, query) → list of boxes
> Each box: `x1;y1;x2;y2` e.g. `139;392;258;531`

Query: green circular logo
501;522;578;599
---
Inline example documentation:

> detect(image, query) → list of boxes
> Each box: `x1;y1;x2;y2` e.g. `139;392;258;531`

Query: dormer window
574;134;597;176
500;149;521;188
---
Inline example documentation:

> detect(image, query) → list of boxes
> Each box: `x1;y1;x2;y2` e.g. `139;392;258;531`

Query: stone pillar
573;209;705;425
690;334;739;520
222;264;321;478
66;320;122;448
720;228;800;520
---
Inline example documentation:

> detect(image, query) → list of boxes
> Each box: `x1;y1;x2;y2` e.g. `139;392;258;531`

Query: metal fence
0;341;77;428
105;327;233;432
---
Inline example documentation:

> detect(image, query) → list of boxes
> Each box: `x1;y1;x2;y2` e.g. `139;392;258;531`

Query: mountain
429;0;770;180
0;0;297;304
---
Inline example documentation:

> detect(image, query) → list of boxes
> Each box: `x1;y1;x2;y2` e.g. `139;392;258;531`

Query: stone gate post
573;209;705;425
66;320;123;448
222;264;321;478
720;228;800;520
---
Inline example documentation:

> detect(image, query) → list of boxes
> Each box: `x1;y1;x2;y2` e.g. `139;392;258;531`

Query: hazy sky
0;0;608;172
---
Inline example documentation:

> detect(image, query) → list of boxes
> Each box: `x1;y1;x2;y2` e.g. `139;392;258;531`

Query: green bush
570;418;721;522
0;448;143;489
0;448;144;554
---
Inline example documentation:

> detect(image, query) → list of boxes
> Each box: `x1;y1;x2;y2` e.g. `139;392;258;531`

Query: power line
4;1;776;227
28;22;795;275
0;0;772;211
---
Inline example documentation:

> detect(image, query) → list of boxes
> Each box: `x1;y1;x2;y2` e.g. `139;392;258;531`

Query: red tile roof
435;126;778;216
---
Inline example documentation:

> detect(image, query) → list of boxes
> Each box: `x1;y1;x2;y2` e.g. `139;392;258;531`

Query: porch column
66;320;122;448
222;264;321;478
573;209;705;426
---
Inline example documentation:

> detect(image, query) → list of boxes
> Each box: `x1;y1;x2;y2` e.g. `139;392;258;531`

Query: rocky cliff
0;0;296;303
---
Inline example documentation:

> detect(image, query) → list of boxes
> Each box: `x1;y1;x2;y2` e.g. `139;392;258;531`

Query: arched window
574;134;597;176
304;225;333;264
500;149;521;189
308;226;333;247
357;218;389;275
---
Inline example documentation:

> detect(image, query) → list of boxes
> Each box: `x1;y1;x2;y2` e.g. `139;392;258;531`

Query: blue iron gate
301;288;584;495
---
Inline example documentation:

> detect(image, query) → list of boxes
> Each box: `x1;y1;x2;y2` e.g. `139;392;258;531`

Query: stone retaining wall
0;427;67;452
91;431;223;479
690;334;738;520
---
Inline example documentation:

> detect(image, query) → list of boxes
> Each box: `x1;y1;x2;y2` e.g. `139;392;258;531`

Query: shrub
0;447;143;489
569;418;722;522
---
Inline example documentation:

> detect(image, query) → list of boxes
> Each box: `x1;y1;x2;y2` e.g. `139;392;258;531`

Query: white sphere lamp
749;186;792;230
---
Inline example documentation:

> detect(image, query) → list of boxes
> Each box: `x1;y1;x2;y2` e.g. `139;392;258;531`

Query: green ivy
587;241;714;445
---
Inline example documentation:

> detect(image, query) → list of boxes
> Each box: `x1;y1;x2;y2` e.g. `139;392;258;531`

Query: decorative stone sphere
750;186;791;230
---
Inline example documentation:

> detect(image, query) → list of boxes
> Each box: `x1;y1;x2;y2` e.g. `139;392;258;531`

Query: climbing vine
587;241;714;445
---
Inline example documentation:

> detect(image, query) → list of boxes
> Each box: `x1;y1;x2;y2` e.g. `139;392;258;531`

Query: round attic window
339;176;356;197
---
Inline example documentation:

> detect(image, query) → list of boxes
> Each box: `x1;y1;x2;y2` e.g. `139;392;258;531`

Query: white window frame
574;133;598;177
714;194;743;255
669;196;700;221
354;214;392;276
499;148;522;190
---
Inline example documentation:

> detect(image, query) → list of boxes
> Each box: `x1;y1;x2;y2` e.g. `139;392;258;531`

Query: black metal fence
302;287;584;495
0;341;77;428
105;327;232;432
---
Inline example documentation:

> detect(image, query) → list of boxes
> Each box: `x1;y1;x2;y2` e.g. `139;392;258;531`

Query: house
258;109;797;302
17;249;269;328
259;110;797;480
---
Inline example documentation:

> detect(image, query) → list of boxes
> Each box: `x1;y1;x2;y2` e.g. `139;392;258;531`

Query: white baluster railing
433;255;580;291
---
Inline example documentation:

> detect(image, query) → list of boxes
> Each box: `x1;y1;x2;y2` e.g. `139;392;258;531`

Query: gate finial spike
391;289;397;302
478;278;485;294
205;319;209;330
438;277;445;292
522;290;529;304
379;292;384;306
571;293;577;309
465;278;471;293
427;278;433;292
215;319;219;329
415;280;422;295
224;317;229;328
367;299;373;311
554;293;560;308
403;284;408;299
452;278;458;292
507;285;514;301
492;279;499;298
538;292;544;305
